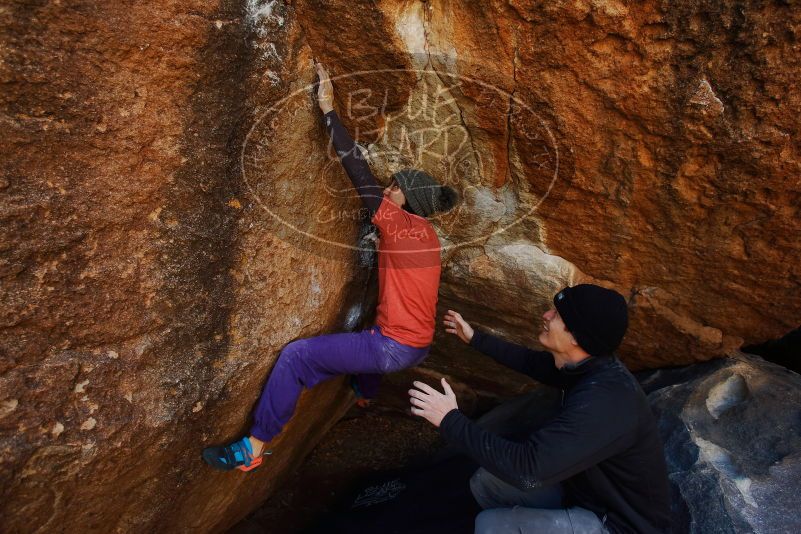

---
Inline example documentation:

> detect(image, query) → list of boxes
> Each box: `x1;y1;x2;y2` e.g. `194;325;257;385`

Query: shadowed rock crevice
150;0;251;530
744;325;801;374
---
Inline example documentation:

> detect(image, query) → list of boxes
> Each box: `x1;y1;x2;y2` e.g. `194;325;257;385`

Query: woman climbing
202;63;458;471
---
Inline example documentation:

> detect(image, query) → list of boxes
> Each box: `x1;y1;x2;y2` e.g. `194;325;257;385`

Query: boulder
642;353;801;533
289;0;801;370
1;1;362;532
2;0;800;531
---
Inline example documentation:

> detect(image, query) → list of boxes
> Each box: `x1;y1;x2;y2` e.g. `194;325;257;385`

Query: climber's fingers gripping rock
443;309;474;344
315;62;334;114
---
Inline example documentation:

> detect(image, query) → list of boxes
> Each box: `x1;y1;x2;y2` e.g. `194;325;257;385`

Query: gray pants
470;468;608;534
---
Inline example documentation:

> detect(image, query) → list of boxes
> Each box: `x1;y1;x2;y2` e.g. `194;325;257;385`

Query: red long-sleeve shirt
324;110;440;347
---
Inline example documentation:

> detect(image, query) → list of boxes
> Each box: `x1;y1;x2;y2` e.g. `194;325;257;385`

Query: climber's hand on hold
443;309;474;344
409;379;458;428
315;62;334;114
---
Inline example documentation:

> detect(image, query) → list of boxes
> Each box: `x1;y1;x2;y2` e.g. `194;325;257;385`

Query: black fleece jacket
439;330;671;534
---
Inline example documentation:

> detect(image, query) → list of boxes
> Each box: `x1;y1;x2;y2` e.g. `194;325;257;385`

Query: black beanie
552;284;628;356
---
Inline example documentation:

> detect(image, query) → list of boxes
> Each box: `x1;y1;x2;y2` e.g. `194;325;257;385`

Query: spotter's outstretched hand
443;309;474;344
409;378;458;428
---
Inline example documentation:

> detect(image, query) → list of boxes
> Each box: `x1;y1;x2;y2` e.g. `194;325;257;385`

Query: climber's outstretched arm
316;62;384;215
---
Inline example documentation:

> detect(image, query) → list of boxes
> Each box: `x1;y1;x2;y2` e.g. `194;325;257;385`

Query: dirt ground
229;374;448;533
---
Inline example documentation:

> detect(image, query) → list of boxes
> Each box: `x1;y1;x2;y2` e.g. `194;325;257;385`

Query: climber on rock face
409;284;672;534
201;62;458;472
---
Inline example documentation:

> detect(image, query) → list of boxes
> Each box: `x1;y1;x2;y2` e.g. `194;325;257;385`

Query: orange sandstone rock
2;0;800;532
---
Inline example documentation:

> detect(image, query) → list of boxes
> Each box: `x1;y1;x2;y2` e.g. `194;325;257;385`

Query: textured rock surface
2;0;800;532
390;0;801;369
1;1;360;532
280;0;801;369
641;353;801;533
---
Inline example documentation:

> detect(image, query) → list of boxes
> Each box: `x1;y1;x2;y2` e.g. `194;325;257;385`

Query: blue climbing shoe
350;375;371;408
202;437;263;472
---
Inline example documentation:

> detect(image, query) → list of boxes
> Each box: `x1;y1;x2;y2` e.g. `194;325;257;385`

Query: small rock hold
80;417;97;431
688;78;724;115
107;350;119;359
215;20;223;29
706;373;749;419
74;379;89;393
227;198;242;209
124;392;133;403
1;399;19;416
192;402;203;413
52;422;65;437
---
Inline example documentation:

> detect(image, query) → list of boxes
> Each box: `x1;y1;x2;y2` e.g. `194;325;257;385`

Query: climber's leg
203;327;430;470
248;331;373;444
352;333;429;402
249;326;428;444
351;373;382;401
352;327;429;403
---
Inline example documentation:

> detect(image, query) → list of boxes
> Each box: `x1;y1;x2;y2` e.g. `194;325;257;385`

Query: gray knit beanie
391;169;458;217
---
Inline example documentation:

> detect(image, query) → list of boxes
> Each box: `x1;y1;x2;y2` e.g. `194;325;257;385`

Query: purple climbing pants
249;325;430;443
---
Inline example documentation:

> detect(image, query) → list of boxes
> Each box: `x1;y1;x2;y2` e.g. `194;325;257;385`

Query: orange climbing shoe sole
237;455;263;472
